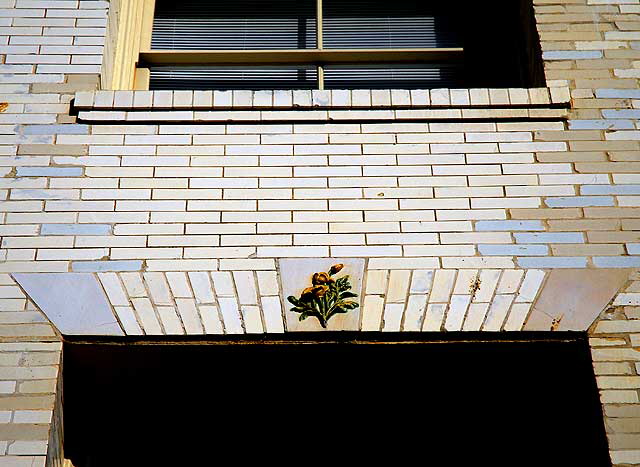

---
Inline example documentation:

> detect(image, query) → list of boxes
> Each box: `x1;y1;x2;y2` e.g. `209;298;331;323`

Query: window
107;0;545;91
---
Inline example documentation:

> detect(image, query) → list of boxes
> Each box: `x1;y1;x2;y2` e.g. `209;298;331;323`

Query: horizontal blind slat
149;66;318;90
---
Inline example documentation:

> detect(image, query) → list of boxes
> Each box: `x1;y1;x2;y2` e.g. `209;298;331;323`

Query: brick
72;260;142;272
517;257;588;268
544;50;604;60
594;362;635;375
403;295;428;331
606;417;640;433
482;295;515;331
601;391;639;404
611;451;640;465
361;296;384;332
475;220;544;231
592;347;640;360
594;257;640;267
198;306;223;334
423;303;446;331
546;196;614;207
479;244;548;256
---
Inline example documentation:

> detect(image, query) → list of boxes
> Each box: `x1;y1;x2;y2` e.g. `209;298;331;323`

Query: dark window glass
323;64;464;90
150;66;318;91
323;0;461;49
152;0;317;50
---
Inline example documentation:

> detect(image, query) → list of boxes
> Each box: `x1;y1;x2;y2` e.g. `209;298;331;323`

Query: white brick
387;270;411;303
402;221;471;232
482;295;515;331
453;270;478;295
131;298;162;335
166;272;193;298
496;270;524;294
199;305;223;334
462;303;490;331
540;174;610;185
143;272;172;305
114;306;143;335
97;272;128;306
233;271;258;305
361;295;384;331
515;270;545;303
120;272;146;298
382;304;404;332
404;245;476;256
211;272;235;297
365;270;387;295
218;297;244;334
430;270;456;303
504;303;532;331
409;270;433;294
256;271;279;296
157;306;184;335
444;295;471;331
176;298;204;334
503;163;572;174
241;305;264;334
261;296;284;333
403;294;427;331
188;272;215;304
442;257;515;269
423;303;446;331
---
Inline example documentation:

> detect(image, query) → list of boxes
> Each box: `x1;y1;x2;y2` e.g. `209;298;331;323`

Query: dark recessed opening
147;0;545;90
63;333;609;467
460;0;546;89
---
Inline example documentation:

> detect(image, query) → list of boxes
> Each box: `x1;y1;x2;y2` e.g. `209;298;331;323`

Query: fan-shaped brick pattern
94;268;545;335
98;270;284;335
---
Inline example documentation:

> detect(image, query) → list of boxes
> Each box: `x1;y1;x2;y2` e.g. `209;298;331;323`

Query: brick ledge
73;85;571;112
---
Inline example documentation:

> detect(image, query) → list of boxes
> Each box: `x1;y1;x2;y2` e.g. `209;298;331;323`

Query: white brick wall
0;0;640;461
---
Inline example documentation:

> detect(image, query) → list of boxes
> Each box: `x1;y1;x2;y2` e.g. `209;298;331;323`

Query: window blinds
151;0;317;50
152;0;460;51
323;0;461;49
150;66;318;90
148;0;464;90
149;65;460;90
323;64;463;90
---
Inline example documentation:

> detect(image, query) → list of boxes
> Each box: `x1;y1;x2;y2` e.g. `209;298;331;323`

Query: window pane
323;64;463;90
149;66;318;90
323;0;460;49
151;0;317;50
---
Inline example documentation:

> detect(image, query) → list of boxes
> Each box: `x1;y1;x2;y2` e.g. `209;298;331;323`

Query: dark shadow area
148;0;545;90
63;333;609;467
460;0;546;88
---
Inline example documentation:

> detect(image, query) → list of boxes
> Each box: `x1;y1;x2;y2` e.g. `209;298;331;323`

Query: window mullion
317;0;323;50
316;0;324;89
318;65;325;90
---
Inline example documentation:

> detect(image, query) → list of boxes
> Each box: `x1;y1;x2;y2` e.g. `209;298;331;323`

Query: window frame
108;0;464;91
